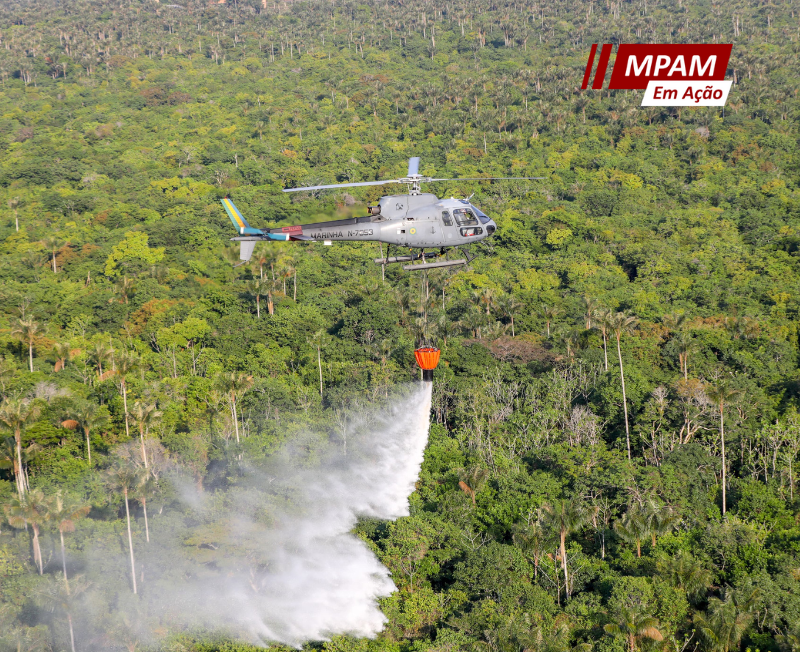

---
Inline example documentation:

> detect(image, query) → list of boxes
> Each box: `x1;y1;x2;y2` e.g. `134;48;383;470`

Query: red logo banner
583;44;732;90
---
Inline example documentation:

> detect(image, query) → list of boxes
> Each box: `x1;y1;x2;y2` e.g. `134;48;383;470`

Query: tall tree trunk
232;395;240;443
124;488;137;594
32;523;43;574
616;334;631;459
720;406;727;514
28;340;33;373
602;330;608;371
67;612;76;652
85;427;92;465
60;529;70;590
15;427;24;496
122;382;129;438
142;497;150;543
317;346;323;397
560;530;569;600
256;295;260;319
139;426;149;469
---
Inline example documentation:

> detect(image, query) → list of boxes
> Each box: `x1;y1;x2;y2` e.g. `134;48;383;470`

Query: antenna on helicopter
282;158;545;196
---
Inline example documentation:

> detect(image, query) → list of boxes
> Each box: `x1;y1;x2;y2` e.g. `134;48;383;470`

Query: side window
441;211;453;226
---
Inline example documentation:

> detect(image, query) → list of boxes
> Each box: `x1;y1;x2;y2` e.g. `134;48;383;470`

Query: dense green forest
1;0;800;649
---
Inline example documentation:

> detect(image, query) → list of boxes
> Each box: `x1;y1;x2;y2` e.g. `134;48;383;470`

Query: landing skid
402;258;466;271
375;245;477;272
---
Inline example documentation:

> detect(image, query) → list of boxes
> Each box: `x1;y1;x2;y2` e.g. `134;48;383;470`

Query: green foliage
0;0;797;649
104;231;165;277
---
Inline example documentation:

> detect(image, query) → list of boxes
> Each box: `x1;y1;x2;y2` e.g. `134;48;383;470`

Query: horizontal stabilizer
403;259;466;271
267;232;313;242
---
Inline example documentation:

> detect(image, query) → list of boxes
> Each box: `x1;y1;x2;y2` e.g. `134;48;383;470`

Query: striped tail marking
221;198;261;234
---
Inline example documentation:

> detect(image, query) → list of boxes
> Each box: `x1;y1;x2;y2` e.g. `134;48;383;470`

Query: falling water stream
82;383;434;648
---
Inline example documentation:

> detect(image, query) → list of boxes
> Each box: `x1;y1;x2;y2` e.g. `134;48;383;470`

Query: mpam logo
582;44;733;106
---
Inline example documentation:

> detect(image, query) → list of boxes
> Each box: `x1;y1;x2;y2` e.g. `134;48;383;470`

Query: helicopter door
441;210;458;242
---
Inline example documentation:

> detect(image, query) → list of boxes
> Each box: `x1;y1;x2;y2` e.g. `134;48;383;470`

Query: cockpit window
452;208;479;227
470;205;493;224
441;211;453;227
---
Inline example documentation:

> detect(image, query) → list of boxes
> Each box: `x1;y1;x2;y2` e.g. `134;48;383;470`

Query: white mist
98;382;433;648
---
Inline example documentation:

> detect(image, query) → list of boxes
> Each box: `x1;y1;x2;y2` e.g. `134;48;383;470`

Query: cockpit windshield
470;205;492;224
452;208;479;227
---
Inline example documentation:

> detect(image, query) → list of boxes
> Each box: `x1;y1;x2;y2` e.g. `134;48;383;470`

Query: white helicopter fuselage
296;194;496;248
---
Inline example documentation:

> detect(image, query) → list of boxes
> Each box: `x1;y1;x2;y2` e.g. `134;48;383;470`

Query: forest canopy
0;0;799;650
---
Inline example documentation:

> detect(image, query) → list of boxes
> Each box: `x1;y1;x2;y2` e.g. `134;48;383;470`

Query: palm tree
11;318;40;372
694;588;758;652
0;437;40;502
705;383;740;515
52;342;76;372
67;401;108;465
607;312;639;459
35;574;87;652
559;330;582;362
88;341;114;379
4;488;49;574
643;500;678;547
541;498;592;601
246;277;267;318
41;236;65;274
214;372;253;443
604;605;664;652
0;398;40;496
613;506;650;557
130;402;161;468
496;295;522;337
513;518;549;580
657;552;712;601
114;351;139;438
594;308;612;371
278;260;295;296
431;313;459;347
662;311;686;333
675;333;699;380
462;310;486;339
308;330;329;398
45;490;90;591
8;195;20;231
104;461;142;594
583;295;600;330
133;470;156;543
458;467;488;506
473;287;497;315
542;305;561;337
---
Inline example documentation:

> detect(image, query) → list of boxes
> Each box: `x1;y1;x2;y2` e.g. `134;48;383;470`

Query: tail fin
236;241;257;267
221;198;261;234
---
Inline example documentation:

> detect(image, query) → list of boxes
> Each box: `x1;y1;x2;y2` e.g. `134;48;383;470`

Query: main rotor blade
407;157;420;177
428;177;547;182
282;179;402;193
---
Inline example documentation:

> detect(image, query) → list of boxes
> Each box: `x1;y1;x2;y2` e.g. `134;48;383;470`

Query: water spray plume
76;383;433;649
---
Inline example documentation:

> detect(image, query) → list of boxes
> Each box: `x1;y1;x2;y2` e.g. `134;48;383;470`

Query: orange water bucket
414;347;440;381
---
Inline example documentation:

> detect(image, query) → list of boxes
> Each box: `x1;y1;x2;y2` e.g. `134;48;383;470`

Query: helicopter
222;157;542;271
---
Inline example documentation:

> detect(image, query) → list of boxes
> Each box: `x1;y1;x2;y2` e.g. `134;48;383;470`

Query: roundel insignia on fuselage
410;228;416;234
